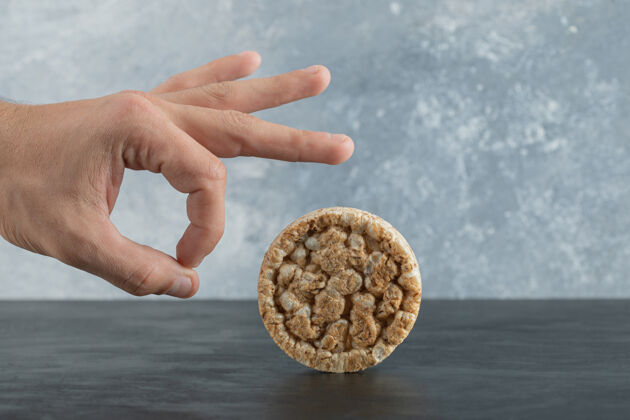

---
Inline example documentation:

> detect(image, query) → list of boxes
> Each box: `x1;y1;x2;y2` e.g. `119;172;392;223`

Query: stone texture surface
0;0;629;298
1;300;629;418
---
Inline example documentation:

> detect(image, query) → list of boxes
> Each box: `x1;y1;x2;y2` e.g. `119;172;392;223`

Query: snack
258;207;422;373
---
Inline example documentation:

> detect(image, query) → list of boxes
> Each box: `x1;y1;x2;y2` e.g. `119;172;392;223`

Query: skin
0;51;354;298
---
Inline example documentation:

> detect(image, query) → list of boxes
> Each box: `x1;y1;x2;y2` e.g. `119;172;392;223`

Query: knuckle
287;130;309;161
204;81;233;103
128;263;158;296
205;223;225;255
116;90;153;108
203;157;227;182
216;224;225;242
162;73;188;91
107;91;164;146
222;110;253;133
109;90;156;125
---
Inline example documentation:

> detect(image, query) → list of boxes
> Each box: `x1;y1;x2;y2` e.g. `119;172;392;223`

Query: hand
0;51;354;298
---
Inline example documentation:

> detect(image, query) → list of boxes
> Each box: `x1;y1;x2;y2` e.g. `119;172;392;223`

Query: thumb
68;219;200;298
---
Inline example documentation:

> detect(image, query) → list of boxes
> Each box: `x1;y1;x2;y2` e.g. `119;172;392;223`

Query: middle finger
162;103;354;165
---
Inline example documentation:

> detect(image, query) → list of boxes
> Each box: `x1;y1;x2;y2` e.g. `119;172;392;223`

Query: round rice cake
258;207;422;373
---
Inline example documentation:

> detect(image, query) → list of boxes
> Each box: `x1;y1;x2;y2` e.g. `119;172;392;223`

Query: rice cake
258;207;422;373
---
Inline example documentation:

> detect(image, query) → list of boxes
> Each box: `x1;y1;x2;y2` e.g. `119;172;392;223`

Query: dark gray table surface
1;300;629;419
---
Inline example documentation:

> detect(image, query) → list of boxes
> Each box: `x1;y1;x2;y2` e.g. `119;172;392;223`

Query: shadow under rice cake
258;207;422;373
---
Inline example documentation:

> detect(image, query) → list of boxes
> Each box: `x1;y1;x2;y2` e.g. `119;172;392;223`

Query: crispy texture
258;207;422;373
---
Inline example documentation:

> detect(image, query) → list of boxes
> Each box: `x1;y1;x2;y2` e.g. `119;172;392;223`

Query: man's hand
0;51;354;298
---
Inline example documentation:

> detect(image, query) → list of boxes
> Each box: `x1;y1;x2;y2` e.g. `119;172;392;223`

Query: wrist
0;99;13;118
0;100;13;142
0;100;29;138
0;101;30;171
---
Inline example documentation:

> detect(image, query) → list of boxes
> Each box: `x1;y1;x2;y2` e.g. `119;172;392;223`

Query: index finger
123;108;226;267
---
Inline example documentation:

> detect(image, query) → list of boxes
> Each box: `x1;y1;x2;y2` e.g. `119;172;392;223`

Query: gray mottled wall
1;0;629;299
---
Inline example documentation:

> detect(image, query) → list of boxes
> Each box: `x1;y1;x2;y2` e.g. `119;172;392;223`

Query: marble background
1;0;629;299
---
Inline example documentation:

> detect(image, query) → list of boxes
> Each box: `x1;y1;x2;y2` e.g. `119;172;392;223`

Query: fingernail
331;134;349;143
238;50;253;56
167;277;192;298
303;65;320;74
